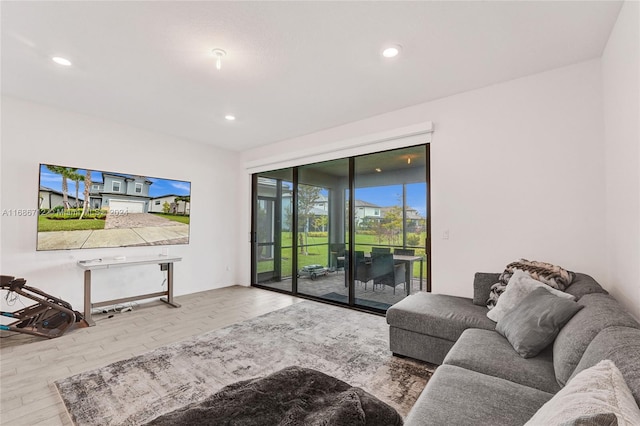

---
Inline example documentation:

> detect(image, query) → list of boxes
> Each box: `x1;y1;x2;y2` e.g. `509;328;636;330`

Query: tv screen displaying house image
37;163;191;251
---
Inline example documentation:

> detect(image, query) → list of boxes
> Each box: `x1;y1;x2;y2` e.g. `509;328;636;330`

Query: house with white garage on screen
149;194;190;215
89;172;153;213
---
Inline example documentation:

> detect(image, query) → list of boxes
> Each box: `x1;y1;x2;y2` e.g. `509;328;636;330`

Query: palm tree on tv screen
174;195;190;215
68;169;84;209
46;165;77;211
79;170;92;220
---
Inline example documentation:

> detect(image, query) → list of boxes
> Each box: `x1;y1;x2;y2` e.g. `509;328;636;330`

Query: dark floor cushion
144;366;403;426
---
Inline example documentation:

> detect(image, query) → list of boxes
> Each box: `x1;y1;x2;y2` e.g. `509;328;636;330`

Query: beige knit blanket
487;259;574;309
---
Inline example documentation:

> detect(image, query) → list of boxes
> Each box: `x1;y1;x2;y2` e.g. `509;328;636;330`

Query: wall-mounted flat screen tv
37;164;191;251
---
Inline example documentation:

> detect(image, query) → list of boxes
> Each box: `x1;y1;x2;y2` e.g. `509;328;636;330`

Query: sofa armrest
473;272;501;306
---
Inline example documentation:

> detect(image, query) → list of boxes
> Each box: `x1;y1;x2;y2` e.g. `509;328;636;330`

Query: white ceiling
1;1;622;151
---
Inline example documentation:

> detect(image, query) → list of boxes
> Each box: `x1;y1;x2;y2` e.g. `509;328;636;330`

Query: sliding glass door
353;146;428;310
252;169;293;291
251;145;429;313
297;158;349;302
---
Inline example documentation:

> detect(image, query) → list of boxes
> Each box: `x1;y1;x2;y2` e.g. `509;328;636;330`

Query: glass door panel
253;169;293;291
297;159;349;303
405;181;427;288
353;146;427;310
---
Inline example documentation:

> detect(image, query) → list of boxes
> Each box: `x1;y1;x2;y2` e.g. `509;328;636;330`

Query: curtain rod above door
244;122;433;174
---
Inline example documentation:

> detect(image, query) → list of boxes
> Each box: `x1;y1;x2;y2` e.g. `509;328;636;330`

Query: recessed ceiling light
225;115;236;121
52;56;72;66
381;45;402;59
375;168;382;173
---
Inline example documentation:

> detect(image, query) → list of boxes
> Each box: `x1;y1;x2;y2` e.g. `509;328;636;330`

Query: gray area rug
144;366;403;426
56;301;434;425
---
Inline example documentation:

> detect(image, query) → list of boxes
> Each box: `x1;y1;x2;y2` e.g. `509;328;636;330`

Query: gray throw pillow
487;269;576;323
496;287;583;358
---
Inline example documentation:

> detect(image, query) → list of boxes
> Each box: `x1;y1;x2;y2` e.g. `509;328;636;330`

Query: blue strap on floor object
0;275;83;339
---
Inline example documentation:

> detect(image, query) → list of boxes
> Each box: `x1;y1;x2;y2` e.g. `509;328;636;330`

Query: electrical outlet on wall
443;230;450;240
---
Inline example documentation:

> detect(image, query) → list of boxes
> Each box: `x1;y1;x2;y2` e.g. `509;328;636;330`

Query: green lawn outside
257;232;427;279
150;213;190;224
37;215;106;232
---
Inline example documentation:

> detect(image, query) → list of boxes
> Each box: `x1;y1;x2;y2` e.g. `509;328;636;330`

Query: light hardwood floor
0;285;300;426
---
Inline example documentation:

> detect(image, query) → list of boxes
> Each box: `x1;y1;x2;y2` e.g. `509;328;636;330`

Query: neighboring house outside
380;206;426;232
150;194;190;215
89;173;153;213
302;206;328;232
302;194;329;231
312;194;328;212
39;186;83;210
354;199;382;226
258;177;293;231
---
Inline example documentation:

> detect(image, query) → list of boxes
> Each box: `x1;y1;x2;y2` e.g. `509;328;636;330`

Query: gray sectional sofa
386;272;640;425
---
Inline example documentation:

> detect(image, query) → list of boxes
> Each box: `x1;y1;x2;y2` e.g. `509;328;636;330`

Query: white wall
240;60;607;300
602;0;640;320
1;97;240;313
5;33;635;319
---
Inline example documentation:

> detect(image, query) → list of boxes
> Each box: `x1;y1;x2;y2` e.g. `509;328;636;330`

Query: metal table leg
161;262;181;308
83;270;95;326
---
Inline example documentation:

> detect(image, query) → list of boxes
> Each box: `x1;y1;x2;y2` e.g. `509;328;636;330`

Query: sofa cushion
389;326;455;365
443;328;561;393
386;293;495;342
525;360;640;426
564;273;608;300
553;293;640;386
570;326;640;408
487;269;576;323
497;288;583;358
473;272;501;306
404;364;553;426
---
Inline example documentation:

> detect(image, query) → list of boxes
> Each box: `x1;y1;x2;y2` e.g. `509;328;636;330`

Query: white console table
77;255;182;326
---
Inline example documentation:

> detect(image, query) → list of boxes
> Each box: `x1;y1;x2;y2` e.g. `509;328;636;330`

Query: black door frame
250;143;432;310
